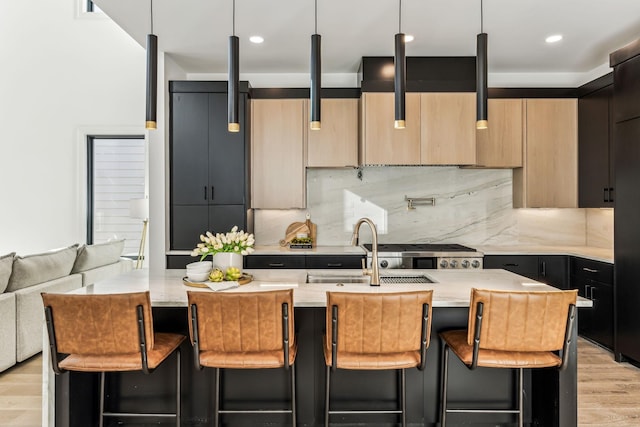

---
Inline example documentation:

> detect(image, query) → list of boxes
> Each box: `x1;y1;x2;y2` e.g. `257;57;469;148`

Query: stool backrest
187;289;295;354
327;291;433;355
41;291;154;355
467;288;578;352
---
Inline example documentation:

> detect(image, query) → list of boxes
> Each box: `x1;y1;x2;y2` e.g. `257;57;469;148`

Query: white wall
0;1;145;255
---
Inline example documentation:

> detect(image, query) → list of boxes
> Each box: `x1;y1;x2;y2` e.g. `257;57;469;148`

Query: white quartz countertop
475;245;613;264
71;268;592;309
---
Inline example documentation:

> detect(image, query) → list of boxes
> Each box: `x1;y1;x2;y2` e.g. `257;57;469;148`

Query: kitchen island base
53;306;576;426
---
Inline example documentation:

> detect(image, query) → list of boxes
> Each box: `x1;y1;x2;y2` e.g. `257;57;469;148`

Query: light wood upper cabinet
251;99;306;209
513;99;578;208
475;99;523;168
420;93;476;165
360;92;421;165
307;98;359;167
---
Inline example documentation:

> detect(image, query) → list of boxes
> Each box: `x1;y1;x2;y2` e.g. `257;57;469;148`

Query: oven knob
471;260;481;269
450;260;459;269
461;260;470;268
380;260;389;268
439;259;449;269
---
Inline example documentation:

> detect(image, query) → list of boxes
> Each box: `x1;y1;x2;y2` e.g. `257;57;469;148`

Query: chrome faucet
350;218;380;286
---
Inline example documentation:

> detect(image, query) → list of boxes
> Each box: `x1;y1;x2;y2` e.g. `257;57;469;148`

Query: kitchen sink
305;274;434;284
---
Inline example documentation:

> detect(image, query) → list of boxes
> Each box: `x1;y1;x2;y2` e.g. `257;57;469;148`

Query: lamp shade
145;34;157;130
476;32;488;129
228;35;240;132
310;33;322;130
394;32;406;129
129;198;149;220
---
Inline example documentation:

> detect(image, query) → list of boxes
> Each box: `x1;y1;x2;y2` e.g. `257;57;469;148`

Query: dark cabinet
169;82;250;250
571;257;614;350
613;53;640;122
244;254;365;270
483;255;569;289
578;84;615;207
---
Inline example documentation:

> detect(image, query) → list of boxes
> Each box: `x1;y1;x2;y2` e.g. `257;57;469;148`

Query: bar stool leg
214;368;220;427
291;362;297;427
324;366;331;427
99;372;106;427
518;368;524;427
440;343;450;427
176;348;181;427
400;369;406;427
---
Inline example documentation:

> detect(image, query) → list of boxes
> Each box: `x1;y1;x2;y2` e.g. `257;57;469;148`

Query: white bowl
186;261;212;270
187;271;210;282
187;264;211;273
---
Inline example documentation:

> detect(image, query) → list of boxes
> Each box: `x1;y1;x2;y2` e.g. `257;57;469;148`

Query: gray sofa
0;240;133;372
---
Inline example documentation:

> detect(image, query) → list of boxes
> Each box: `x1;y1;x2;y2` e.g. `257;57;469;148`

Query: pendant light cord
480;0;484;33
150;0;154;34
315;0;318;34
398;0;402;33
232;0;236;36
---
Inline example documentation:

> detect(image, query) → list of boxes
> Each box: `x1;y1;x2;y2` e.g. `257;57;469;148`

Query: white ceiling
95;0;640;84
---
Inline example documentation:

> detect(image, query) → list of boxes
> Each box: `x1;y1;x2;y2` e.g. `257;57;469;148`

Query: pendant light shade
476;0;488;130
310;35;322;130
310;0;321;130
228;35;240;133
145;0;157;130
394;33;406;129
394;0;406;129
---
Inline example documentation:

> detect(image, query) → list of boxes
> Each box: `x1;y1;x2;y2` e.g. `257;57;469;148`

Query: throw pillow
0;252;15;293
72;239;125;273
7;245;78;292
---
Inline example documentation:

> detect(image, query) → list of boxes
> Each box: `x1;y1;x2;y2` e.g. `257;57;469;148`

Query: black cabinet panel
171;205;208;250
614;55;640;122
305;255;364;269
578;85;614;207
208;205;247;236
171;93;209;206
244;255;306;269
484;255;568;289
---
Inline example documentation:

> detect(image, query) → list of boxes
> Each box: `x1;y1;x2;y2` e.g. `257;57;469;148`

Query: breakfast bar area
45;268;589;427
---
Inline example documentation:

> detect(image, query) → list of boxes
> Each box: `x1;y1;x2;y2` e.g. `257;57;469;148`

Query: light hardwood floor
1;338;639;426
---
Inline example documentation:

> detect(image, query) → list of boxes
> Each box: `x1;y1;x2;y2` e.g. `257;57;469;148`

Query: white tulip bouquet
191;226;255;261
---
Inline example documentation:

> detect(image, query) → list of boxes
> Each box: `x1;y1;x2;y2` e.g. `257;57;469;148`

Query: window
87;136;146;257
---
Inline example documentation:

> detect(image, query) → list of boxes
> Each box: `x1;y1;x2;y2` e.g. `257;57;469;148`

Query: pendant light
145;0;157;130
476;0;488;130
310;0;322;130
228;0;240;133
394;0;406;129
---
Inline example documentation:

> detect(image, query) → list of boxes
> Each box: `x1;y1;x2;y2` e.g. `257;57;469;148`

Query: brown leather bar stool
324;290;433;427
439;288;578;426
41;291;185;427
187;289;297;427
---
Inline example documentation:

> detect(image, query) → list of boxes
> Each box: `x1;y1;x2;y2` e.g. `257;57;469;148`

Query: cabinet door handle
327;263;343;268
583;267;599;273
604;187;609;203
204;186;207;200
584;284;592;299
540;261;546;277
503;263;518;267
609;187;614;203
268;263;285;268
211;186;215;200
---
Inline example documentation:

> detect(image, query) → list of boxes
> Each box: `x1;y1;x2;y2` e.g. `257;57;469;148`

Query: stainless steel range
362;243;484;270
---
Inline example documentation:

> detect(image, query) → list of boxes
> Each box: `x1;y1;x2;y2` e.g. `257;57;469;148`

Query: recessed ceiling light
545;34;563;44
404;34;414;42
249;36;264;44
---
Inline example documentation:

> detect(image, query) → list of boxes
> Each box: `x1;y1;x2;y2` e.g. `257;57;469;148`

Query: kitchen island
45;268;589;427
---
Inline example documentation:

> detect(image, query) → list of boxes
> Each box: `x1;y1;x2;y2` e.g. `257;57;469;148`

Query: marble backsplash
253;167;613;248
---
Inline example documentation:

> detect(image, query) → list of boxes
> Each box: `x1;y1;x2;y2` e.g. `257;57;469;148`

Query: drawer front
244;255;306;269
305;255;364;269
483;255;539;280
571;257;613;283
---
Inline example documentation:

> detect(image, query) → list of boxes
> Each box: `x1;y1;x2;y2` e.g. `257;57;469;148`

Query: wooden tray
183;274;253;288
